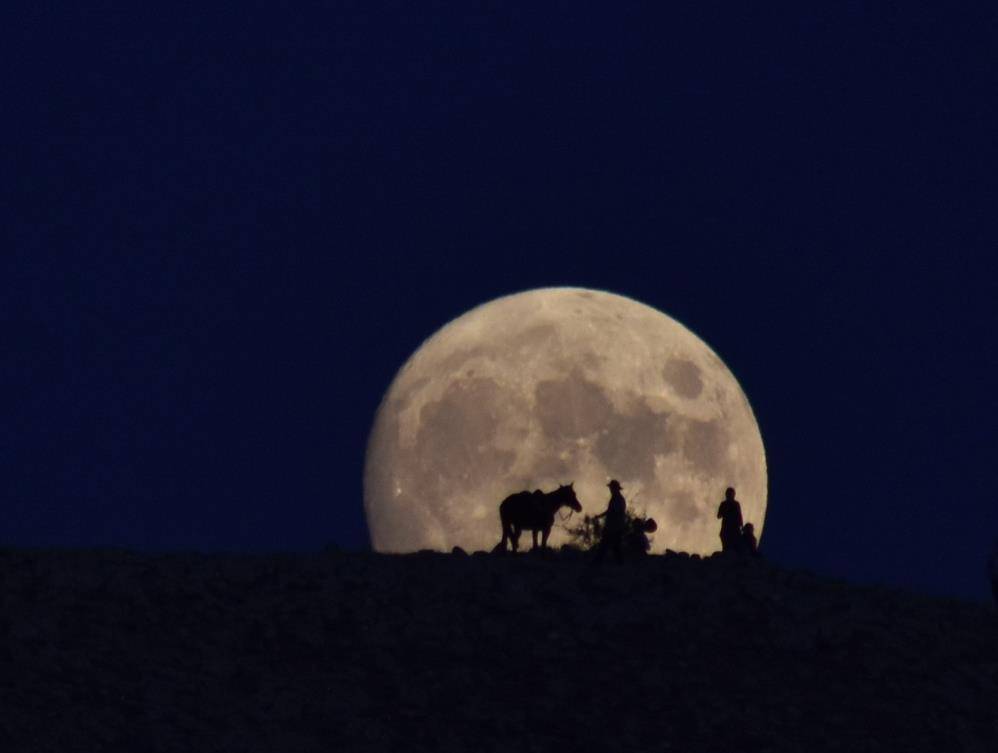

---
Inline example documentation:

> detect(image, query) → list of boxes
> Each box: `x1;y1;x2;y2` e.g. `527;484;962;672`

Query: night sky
5;3;996;600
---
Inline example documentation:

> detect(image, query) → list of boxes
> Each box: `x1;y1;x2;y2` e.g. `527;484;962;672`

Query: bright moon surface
364;288;767;554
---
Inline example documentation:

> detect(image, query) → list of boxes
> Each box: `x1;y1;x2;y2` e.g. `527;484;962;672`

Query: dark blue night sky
4;3;996;600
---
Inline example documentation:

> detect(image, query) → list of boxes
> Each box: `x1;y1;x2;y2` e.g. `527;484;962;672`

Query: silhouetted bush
564;509;656;556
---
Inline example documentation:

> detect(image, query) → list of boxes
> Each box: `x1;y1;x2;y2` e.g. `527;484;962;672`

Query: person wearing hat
594;479;627;563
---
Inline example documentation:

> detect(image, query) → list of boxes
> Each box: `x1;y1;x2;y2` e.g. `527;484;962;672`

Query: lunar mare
364;288;767;554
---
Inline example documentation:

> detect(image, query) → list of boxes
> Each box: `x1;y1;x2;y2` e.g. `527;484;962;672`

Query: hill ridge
2;548;996;752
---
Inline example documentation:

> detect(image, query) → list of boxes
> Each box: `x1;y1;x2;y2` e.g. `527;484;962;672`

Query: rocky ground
1;546;996;752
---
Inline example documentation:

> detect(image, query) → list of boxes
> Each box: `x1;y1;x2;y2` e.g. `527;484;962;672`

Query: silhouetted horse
495;483;582;553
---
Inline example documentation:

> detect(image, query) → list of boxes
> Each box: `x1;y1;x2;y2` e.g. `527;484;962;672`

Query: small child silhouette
741;522;759;556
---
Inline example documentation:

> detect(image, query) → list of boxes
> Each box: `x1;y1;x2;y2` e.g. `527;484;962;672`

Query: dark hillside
2;548;996;752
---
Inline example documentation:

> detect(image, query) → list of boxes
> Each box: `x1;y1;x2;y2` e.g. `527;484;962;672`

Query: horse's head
556;482;583;513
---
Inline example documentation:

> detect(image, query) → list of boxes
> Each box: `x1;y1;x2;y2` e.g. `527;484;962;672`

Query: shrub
563;509;656;555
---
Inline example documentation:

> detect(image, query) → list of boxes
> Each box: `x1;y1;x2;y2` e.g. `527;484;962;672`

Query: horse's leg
512;525;521;553
531;529;539;551
498;511;509;553
541;525;550;550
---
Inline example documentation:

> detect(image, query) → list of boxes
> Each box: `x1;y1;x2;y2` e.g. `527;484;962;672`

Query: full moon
364;288;767;555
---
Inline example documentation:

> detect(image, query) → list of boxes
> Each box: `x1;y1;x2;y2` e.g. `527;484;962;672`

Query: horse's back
499;491;532;516
500;490;550;531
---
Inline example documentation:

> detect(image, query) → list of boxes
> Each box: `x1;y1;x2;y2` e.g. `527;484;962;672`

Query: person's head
725;487;735;501
608;479;622;492
743;523;754;536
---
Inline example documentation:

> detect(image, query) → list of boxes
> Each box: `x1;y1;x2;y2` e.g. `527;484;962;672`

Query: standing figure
989;538;998;606
741;522;759;557
716;487;743;554
594;479;627;563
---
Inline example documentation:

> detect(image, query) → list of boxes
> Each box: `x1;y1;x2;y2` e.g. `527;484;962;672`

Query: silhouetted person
741;522;759;557
989;538;998;606
716;487;743;553
594;479;627;564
